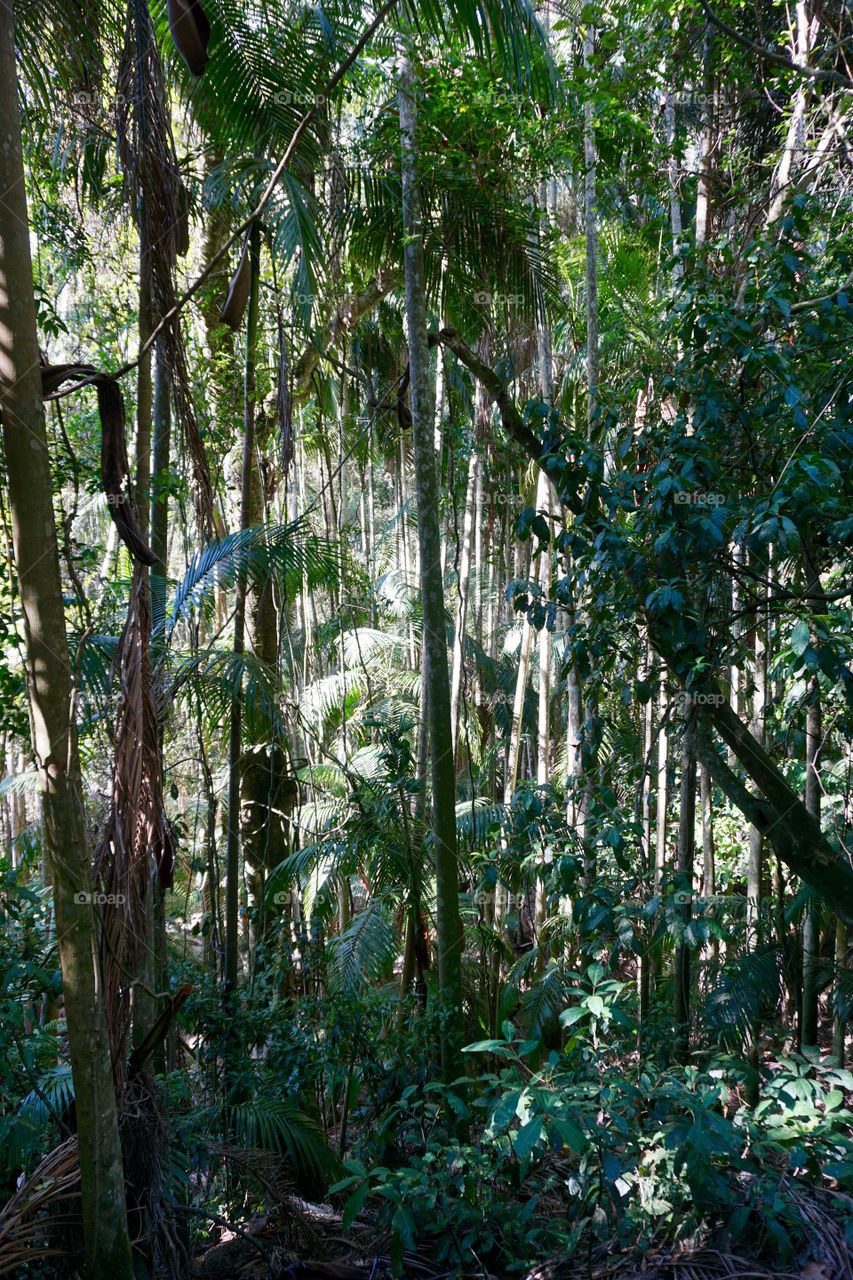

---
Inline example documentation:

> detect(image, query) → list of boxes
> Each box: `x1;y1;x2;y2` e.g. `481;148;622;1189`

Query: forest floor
189;1183;853;1280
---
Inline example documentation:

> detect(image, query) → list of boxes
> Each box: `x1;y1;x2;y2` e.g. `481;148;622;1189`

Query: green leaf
514;1116;543;1159
463;1038;510;1053
790;621;810;656
491;1089;522;1132
548;1115;585;1152
343;1181;369;1231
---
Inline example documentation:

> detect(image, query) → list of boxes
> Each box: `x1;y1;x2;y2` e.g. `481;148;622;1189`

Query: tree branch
291;267;402;405
48;0;402;401
698;0;853;92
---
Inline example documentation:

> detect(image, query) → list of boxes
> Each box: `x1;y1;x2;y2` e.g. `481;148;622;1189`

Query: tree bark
0;6;133;1274
449;447;478;755
398;41;464;1079
801;674;821;1047
674;704;697;1058
224;220;261;995
583;24;599;431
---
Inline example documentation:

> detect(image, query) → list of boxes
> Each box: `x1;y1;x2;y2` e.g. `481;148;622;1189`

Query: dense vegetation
0;0;851;1277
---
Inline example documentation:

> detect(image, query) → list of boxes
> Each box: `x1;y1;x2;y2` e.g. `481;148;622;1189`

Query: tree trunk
651;673;668;983
449;447;478;755
699;764;717;972
0;6;134;1273
695;25;713;245
832;916;847;1066
674;705;696;1059
747;588;767;946
583;24;599;430
534;473;552;948
150;342;171;608
224;220;261;995
398;41;464;1079
801;674;821;1048
767;0;817;226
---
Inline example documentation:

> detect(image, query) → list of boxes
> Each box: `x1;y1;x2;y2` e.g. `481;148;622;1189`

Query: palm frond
329;898;397;992
230;1097;336;1184
165;522;336;640
703;945;785;1045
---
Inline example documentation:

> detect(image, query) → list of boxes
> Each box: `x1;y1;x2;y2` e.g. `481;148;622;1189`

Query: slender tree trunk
832;916;847;1066
534;472;552;949
674;705;697;1059
651;674;668;982
150;342;171;1068
695;25;713;246
767;0;817;226
665;90;683;278
131;0;158;1059
747;592;767;945
150;343;171;609
0;8;133;1273
801;673;821;1047
398;42;463;1079
224;221;261;996
699;764;717;973
583;24;599;430
449;448;478;754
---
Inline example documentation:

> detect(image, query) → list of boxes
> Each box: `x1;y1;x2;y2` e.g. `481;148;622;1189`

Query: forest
0;0;852;1276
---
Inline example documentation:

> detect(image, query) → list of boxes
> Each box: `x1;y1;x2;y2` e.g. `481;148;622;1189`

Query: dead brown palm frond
526;1201;853;1280
0;1137;80;1277
116;0;216;537
94;565;174;1070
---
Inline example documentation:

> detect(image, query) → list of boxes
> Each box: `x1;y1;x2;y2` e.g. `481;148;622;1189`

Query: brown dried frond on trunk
94;565;174;1070
0;1137;80;1277
120;1076;188;1279
116;1;216;538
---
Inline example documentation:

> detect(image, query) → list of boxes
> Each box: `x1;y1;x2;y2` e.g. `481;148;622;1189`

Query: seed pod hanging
39;361;157;566
219;230;252;331
97;378;159;566
175;180;191;257
167;0;210;77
